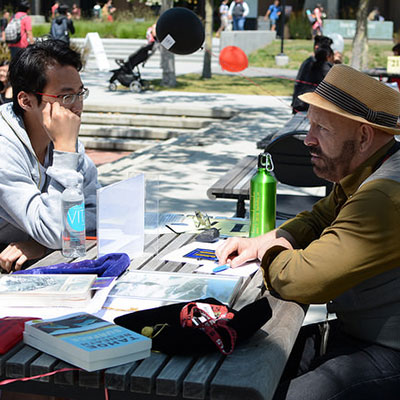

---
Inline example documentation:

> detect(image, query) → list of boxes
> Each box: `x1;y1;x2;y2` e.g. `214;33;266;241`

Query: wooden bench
0;233;306;400
207;113;316;218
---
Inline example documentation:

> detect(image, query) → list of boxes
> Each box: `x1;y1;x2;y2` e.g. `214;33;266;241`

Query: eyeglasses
36;87;89;105
192;211;211;229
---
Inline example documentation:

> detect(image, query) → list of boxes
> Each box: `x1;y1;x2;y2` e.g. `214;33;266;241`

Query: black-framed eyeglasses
36;87;89;105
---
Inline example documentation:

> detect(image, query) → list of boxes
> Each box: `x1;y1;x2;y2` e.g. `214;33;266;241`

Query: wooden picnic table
0;233;306;400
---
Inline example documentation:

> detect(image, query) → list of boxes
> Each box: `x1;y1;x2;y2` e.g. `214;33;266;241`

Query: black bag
232;3;245;17
114;297;272;356
50;17;69;43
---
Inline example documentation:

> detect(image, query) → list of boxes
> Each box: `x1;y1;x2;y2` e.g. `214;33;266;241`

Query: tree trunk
202;0;213;79
351;0;370;70
160;0;176;87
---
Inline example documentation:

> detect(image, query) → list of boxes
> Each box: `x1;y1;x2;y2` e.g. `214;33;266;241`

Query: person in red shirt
51;1;60;18
8;1;34;59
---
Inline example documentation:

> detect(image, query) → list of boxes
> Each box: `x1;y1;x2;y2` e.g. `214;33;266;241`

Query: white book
24;312;152;371
0;274;97;307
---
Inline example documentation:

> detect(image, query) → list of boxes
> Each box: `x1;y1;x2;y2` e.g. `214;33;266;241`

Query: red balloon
219;46;248;72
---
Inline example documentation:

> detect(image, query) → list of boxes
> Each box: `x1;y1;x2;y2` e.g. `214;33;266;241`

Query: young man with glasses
0;39;99;272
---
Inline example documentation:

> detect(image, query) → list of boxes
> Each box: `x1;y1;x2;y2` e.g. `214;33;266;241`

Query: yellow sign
387;56;400;74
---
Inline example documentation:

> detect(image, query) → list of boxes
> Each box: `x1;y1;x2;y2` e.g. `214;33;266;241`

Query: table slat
130;352;169;394
156;355;194;397
0;342;24;376
30;353;58;383
78;369;103;388
182;352;223;399
210;293;306;400
207;155;256;199
5;345;40;378
104;361;140;391
53;360;77;385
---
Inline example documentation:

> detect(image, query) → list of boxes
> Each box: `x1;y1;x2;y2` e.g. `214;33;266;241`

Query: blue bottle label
67;202;85;231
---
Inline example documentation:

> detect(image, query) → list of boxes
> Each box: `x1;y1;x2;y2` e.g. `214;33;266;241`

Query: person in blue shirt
264;0;281;31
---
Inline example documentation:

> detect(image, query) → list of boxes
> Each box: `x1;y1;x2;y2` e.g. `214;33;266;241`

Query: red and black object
114;297;272;356
0;316;38;354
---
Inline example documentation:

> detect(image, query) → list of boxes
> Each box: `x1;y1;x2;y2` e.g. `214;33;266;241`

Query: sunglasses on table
35;87;89;105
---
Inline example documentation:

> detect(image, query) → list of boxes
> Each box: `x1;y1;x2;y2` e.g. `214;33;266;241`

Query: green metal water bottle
249;153;276;237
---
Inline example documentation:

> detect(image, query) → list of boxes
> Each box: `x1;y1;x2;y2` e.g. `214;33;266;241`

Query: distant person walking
312;3;324;37
71;3;81;20
228;0;249;31
0;10;10;42
102;0;116;22
93;2;101;19
6;0;34;59
50;4;75;45
368;6;384;21
264;0;281;31
216;0;230;37
51;1;60;18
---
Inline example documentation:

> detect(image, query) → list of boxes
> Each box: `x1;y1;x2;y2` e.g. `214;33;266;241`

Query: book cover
108;270;243;306
24;312;151;371
0;274;97;307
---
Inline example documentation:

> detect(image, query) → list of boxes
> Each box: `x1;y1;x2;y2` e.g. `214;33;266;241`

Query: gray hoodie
0;103;100;249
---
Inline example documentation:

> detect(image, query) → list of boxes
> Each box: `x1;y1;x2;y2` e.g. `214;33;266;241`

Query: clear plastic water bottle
249;153;277;238
61;178;86;257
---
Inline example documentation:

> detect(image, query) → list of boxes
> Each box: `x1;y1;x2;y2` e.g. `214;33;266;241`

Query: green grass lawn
151;39;394;96
247;39;394;70
150;74;294;96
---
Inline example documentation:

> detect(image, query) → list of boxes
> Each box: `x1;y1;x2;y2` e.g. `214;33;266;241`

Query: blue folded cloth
14;253;130;277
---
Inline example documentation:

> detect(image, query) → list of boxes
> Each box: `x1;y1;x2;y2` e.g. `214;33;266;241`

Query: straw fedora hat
299;64;400;135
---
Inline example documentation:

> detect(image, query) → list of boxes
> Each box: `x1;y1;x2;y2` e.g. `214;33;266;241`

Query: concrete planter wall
220;31;276;55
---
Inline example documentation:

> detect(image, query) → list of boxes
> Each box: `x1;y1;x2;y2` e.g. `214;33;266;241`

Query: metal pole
280;0;286;54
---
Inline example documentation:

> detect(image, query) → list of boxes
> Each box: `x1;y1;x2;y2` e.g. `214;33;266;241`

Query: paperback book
0;274;97;307
108;270;242;306
24;312;152;371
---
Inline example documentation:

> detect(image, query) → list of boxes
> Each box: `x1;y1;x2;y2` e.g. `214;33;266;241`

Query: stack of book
0;274;97;307
23;312;152;371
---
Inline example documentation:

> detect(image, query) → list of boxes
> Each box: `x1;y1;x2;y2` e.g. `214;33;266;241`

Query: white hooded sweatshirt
0;102;100;249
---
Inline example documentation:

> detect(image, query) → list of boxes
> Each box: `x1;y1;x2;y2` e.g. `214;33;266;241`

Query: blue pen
212;264;230;273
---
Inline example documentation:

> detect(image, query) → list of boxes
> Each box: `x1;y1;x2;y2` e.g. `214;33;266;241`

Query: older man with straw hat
216;64;400;399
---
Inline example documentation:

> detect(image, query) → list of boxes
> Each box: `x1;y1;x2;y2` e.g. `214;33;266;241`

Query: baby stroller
109;41;156;93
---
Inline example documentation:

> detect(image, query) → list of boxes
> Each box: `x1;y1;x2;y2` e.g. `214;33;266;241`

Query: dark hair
314;45;333;65
18;1;31;12
58;4;69;15
392;43;400;54
314;35;333;50
9;39;82;116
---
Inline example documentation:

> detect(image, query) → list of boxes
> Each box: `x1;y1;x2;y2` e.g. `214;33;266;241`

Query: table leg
236;197;246;218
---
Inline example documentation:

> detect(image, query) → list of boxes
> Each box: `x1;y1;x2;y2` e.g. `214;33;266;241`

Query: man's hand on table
215;229;297;268
0;240;47;272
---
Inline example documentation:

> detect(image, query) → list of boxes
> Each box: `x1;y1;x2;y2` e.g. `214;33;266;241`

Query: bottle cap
257;153;267;169
65;174;83;188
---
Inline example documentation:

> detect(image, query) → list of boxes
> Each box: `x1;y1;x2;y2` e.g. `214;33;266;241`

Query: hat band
315;81;398;128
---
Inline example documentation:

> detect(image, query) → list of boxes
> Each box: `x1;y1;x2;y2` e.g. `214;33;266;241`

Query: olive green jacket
262;140;400;349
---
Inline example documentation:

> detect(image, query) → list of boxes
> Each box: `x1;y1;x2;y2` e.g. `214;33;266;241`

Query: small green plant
33;18;156;39
0;42;10;61
288;12;312;40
